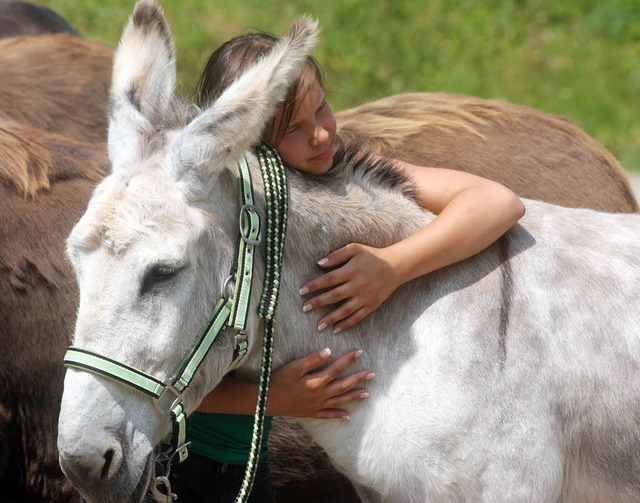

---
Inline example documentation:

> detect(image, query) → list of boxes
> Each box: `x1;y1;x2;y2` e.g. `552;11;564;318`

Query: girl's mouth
311;144;332;162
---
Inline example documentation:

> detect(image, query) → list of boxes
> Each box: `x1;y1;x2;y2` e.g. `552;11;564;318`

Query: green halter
63;144;288;503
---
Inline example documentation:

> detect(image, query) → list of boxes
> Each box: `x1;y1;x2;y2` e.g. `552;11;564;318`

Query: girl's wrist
383;242;416;289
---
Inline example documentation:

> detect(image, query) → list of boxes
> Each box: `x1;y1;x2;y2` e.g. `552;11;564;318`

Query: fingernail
317;258;329;266
317;322;327;331
355;349;363;359
333;327;342;335
319;348;331;358
360;392;369;399
366;372;375;380
302;303;312;313
299;286;309;295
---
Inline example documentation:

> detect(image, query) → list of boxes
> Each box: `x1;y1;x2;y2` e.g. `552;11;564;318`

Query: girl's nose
311;124;329;147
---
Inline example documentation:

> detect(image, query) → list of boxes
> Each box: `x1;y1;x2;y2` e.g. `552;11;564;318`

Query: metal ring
222;274;235;300
150;475;176;503
239;204;262;245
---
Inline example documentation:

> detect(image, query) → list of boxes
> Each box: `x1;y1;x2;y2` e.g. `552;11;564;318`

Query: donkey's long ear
108;0;176;171
170;16;319;192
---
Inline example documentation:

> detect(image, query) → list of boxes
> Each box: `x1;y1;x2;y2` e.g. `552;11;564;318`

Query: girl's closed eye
285;123;301;135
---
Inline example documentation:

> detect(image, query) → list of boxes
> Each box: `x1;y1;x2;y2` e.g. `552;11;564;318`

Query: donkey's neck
241;149;434;373
287;149;429;267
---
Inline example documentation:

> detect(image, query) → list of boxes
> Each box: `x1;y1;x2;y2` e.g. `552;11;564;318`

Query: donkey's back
303;199;640;502
490;204;640;501
397;202;638;501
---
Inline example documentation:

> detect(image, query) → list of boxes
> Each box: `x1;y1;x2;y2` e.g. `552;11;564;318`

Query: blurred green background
41;0;639;170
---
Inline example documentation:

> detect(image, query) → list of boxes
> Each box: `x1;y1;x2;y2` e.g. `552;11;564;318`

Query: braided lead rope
234;145;288;503
258;143;288;319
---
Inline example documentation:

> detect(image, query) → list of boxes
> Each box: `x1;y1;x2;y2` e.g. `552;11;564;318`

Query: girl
170;31;525;503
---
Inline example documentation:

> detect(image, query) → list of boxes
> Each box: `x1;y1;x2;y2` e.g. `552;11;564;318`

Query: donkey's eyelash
139;263;186;295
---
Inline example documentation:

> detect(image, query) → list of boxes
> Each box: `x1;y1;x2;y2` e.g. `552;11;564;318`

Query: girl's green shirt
187;412;273;465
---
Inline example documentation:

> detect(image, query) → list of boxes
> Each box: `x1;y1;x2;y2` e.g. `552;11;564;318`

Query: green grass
41;0;640;170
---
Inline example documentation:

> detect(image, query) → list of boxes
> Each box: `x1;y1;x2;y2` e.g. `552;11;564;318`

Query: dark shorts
168;452;276;503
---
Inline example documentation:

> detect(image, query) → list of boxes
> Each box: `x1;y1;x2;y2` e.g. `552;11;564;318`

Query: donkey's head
57;1;317;501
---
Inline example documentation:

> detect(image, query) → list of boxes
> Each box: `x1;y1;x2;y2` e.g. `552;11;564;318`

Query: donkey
2;33;635;503
57;2;640;502
0;1;79;38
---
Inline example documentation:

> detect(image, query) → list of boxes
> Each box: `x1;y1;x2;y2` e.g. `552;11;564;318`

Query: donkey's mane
0;120;108;198
278;141;425;257
320;141;417;202
336;92;510;149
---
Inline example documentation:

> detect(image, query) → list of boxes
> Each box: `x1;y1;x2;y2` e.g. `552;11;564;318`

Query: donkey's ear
107;0;176;171
169;16;319;195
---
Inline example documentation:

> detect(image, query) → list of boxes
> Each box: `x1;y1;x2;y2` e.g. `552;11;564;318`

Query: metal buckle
154;379;183;416
239;204;262;245
174;441;191;463
234;331;247;350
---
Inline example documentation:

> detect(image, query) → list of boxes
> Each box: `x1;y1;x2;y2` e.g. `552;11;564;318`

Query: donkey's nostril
101;448;115;481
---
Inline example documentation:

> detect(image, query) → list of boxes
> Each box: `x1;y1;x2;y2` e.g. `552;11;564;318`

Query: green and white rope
258;143;288;320
234;144;288;503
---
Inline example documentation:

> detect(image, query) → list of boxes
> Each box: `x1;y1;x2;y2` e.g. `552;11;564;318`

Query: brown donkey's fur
0;1;80;38
0;34;113;144
337;92;638;213
1;30;638;503
0;120;109;503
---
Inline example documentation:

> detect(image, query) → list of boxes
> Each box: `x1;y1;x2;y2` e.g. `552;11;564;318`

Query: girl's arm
196;348;373;419
299;161;526;333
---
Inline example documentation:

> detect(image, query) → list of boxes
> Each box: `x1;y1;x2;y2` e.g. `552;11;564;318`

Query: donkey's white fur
58;2;640;502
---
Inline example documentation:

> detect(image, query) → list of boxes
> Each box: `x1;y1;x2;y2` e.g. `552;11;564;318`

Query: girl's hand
298;243;403;333
298;162;525;336
267;347;374;419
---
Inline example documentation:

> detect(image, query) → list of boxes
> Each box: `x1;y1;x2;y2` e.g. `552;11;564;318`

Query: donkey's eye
155;265;178;277
140;264;184;295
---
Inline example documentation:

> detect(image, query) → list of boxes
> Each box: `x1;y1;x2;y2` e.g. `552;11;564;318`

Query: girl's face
272;78;337;175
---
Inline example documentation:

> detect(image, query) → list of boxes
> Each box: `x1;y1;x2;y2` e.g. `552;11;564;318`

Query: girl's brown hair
194;31;324;145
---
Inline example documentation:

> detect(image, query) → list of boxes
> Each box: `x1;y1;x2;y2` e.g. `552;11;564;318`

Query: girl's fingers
312;386;373;419
294;347;333;375
330;307;370;334
324;388;371;409
316;300;364;332
318;348;363;377
303;283;353;314
300;268;348;297
319;243;360;269
326;369;375;396
300;244;363;296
